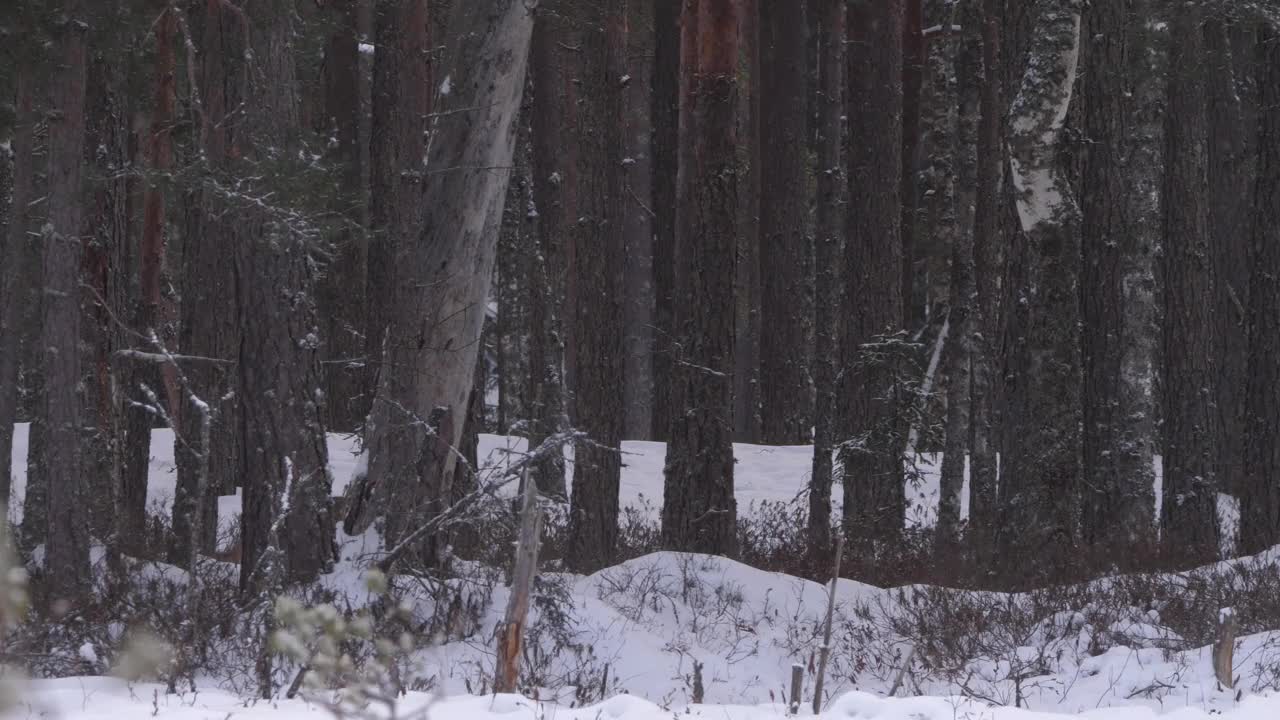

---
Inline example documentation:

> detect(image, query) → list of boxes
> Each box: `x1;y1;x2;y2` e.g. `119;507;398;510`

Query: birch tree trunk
343;0;535;552
995;0;1083;583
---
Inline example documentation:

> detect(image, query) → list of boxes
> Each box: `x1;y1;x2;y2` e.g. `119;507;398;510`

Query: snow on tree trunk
344;0;535;550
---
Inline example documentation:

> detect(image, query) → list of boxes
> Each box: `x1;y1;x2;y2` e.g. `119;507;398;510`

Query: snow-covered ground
6;425;1275;719
17;678;1280;720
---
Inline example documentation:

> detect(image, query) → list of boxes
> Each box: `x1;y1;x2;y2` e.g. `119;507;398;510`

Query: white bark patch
1008;11;1082;232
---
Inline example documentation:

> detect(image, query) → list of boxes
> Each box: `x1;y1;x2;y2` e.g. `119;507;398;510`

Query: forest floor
7;425;1278;719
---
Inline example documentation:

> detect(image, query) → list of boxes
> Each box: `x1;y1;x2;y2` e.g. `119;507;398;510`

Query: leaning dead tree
344;0;536;553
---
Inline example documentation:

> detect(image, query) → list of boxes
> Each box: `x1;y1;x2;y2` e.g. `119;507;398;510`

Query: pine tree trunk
759;0;813;445
1159;4;1220;566
174;0;245;562
43;0;93;602
317;0;369;432
235;0;335;590
651;0;680;443
525;5;572;497
119;6;177;556
1239;24;1280;556
1204;19;1250;500
733;0;762;445
1078;0;1155;564
80;52;131;545
661;0;740;556
840;0;907;549
343;0;534;550
0;67;37;512
366;0;430;432
623;0;656;442
807;0;844;557
937;0;978;550
966;0;1003;560
901;0;925;329
567;0;627;573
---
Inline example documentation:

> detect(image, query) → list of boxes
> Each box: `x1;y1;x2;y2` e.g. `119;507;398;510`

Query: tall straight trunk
937;1;979;550
174;0;245;562
733;0;762;444
81;53;131;544
567;0;627;573
120;5;177;555
1078;0;1155;563
342;0;534;550
237;0;335;590
1239;24;1280;556
367;0;430;426
966;0;1003;558
318;0;368;432
0;68;37;511
840;0;906;547
623;0;656;441
43;0;92;602
661;0;740;555
759;0;812;445
1204;19;1250;499
651;0;680;442
996;0;1083;583
901;0;924;329
525;5;572;497
808;0;844;557
1159;5;1219;566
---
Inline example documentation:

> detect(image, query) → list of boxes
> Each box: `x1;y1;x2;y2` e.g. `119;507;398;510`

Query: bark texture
759;0;813;445
174;0;244;562
650;0;680;442
1078;0;1155;562
661;0;740;555
237;0;334;590
0;68;37;512
567;0;627;573
808;0;844;556
43;0;93;602
367;0;430;423
840;0;907;547
996;0;1083;582
1240;24;1280;555
1159;5;1220;566
343;0;534;553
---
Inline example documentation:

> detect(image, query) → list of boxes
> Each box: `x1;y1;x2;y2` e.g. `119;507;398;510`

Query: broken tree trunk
494;470;543;694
